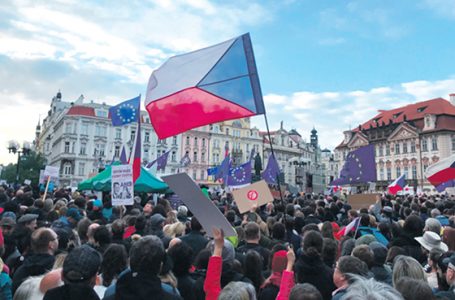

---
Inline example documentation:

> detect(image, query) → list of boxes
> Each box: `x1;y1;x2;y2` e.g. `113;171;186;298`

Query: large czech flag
425;154;455;191
145;33;265;139
388;174;406;195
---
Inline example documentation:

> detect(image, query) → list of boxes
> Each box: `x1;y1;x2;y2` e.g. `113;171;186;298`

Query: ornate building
38;91;181;187
334;95;455;192
261;123;323;193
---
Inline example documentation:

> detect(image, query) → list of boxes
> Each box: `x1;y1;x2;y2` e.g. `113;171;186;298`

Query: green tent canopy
78;163;168;193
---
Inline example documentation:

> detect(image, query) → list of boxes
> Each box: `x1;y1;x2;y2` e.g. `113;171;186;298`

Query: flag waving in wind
119;146;127;164
215;154;230;182
425;154;455;192
388;174;406;195
145;33;265;139
262;154;280;185
227;161;252;187
330;144;376;185
180;152;191;167
147;150;170;171
109;96;140;126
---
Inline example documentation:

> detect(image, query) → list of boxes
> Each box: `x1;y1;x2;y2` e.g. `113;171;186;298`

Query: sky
1;0;455;165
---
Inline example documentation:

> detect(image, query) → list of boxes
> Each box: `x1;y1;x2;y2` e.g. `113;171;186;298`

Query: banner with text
111;164;134;206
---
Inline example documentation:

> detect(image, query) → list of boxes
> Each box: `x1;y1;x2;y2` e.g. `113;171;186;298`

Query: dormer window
417;106;427;113
393;112;402;119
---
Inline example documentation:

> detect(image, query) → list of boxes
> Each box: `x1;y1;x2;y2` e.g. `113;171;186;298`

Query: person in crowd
342;276;404;300
180;217;208;257
289;283;322;300
237;222;270;270
392;255;427;287
43;245;102;300
167;242;196;300
99;244;127;288
395;277;434;300
332;255;369;300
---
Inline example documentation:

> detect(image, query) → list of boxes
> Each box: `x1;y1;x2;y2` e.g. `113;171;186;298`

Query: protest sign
44;166;59;178
162;173;236;237
232;180;273;214
347;193;380;211
111;164;134;206
24;179;31;185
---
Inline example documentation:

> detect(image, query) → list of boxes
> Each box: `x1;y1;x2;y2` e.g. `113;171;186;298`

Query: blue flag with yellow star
109;96;140;126
228;161;252;187
331;144;376;185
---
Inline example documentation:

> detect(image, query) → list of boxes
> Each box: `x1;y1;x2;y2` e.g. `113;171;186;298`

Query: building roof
356;98;455;131
67;106;96;117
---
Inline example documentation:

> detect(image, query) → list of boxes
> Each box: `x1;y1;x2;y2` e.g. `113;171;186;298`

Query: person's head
244;222;260;243
386;246;407;265
424;218;441;235
244;250;264;290
113;182;120;194
395;277;433;300
62;245;102;287
93;225;112;247
18;214;38;231
66;207;82;226
111;219;125;238
446;254;455;286
218;281;256;300
333;255;368;288
351;245;374;269
167;241;194;277
321;221;333;239
403;215;424;237
271;222;286;240
190;216;203;232
369;242;388;267
322;238;338;268
392;255;427;287
302;230;323;257
129;235;165;275
31;228;58;255
87;223;100;244
143;201;153;215
100;244;128;287
342;276;404;300
289;283;322;300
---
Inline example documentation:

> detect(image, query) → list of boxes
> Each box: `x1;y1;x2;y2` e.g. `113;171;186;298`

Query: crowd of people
0;183;454;300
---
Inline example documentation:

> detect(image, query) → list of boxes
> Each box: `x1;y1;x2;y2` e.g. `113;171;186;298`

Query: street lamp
7;140;32;184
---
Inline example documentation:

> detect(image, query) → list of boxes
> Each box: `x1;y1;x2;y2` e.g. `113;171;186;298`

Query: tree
0;151;46;185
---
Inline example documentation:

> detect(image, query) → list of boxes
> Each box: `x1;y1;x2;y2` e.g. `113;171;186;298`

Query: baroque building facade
334;95;455;192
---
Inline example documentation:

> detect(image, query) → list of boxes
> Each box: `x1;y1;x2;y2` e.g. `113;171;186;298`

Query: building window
213;153;219;163
114;146;120;157
78;163;85;176
115;128;122;139
423;164;428;172
387;167;392;180
173;136;177;145
64;142;70;153
100;144;105;156
65;123;72;133
186;136;190;145
431;136;438;151
192;170;197;180
71;142;76;153
144;148;149;160
96;125;106;136
395;143;400;154
422;138;428;152
81;123;88;135
80;143;86;155
194;137;198;147
404;166;409;178
226;128;230;135
144;131;150;143
63;163;72;175
452;136;455;151
378;145;383;156
201;152;206;162
396;166;401;177
193;151;198;162
386;146;391;156
412;165;417;179
171;151;176;162
403;142;408;154
202;138;206;147
200;170;205;180
379;167;384;180
411;141;416;153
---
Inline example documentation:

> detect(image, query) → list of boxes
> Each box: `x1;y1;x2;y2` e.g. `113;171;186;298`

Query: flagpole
263;113;284;203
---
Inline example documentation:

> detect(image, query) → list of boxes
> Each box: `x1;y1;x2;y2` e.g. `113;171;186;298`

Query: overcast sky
1;0;455;165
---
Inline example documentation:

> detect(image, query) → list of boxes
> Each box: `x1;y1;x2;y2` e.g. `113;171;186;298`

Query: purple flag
262;153;280;184
119;146;127;164
180;152;191;167
227;161;252;186
146;150;170;171
215;154;230;182
331;144;376;185
436;179;455;193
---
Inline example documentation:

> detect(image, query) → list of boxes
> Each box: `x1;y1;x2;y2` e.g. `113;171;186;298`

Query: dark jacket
43;284;100;300
294;253;336;300
371;265;392;285
112;269;181;300
180;231;208;256
12;253;55;293
237;243;270;270
388;233;425;263
175;274;196;300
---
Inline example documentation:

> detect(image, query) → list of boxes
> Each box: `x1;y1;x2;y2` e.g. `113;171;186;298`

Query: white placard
44;166;60;178
111;164;134;206
24;179;31;185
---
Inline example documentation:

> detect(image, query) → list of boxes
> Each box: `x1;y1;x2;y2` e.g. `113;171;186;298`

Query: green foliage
0;151;46;185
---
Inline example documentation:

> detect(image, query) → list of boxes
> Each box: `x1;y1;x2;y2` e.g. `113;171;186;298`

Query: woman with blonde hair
392;255;427;287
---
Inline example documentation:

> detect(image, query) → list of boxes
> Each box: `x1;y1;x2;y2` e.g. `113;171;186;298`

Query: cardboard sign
23;179;31;185
111;164;134;206
347;193;381;211
162;173;236;237
232;180;274;214
44;166;59;178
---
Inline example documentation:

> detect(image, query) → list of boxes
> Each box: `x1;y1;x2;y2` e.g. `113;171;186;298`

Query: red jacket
204;256;222;300
276;270;294;300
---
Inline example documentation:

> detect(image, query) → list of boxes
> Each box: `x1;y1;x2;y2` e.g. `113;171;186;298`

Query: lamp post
7;140;31;185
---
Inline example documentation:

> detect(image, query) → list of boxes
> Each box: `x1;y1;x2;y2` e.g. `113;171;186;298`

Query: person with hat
43;245;102;300
415;231;449;253
12;227;58;293
17;214;38;232
149;213;171;248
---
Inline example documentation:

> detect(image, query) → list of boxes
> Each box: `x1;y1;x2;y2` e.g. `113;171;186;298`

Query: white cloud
253;77;455;152
422;0;455;18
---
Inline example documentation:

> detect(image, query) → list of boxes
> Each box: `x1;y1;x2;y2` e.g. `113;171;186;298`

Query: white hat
415;231;448;252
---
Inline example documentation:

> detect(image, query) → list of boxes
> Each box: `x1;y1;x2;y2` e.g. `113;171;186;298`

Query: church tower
310;127;318;148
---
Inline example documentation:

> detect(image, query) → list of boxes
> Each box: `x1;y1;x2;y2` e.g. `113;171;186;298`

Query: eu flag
331;144;376;185
227;161;252;186
109;96;141;126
